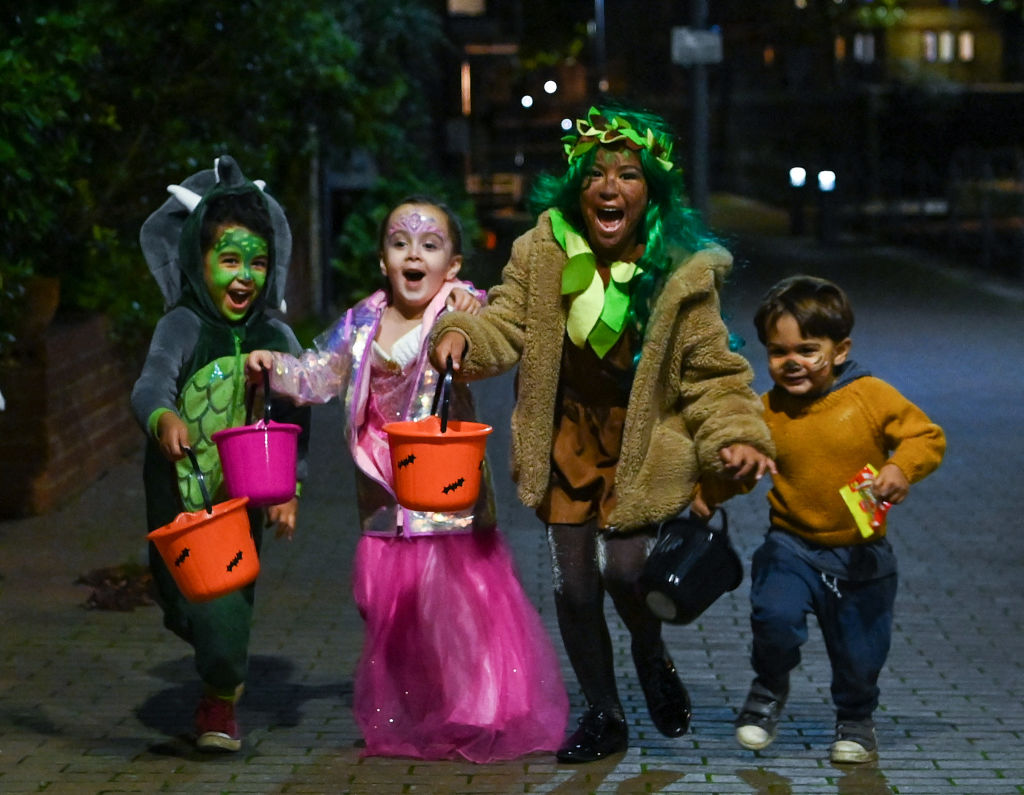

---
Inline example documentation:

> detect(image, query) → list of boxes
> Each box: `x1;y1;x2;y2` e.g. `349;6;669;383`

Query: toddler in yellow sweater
732;275;945;764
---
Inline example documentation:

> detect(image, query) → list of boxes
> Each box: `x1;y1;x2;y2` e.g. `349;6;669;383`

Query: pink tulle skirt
352;529;569;761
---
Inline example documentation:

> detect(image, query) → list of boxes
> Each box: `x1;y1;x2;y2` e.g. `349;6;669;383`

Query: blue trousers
748;536;897;721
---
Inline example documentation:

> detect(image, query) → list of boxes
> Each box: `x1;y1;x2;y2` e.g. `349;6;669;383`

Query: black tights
548;522;662;715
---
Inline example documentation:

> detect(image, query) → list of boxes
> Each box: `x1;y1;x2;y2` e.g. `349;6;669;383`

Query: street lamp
788;166;807;235
817;169;838;243
594;0;607;95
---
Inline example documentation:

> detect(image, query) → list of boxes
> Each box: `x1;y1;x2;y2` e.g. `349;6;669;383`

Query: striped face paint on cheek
782;351;828;373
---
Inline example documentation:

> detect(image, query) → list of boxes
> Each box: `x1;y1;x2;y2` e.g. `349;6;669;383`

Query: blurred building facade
437;0;1024;230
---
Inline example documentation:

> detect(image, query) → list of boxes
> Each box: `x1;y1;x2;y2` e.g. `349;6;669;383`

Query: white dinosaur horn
254;180;266;191
167;184;202;212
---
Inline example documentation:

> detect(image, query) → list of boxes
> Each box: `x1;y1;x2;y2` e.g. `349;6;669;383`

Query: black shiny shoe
633;645;692;737
556;706;629;763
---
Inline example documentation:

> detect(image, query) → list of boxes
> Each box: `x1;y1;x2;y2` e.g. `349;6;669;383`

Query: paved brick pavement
2;197;1023;793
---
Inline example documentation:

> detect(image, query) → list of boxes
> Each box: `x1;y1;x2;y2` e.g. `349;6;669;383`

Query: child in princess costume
131;156;310;752
246;196;568;762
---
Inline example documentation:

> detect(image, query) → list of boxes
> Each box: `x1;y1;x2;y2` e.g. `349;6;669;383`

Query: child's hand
446;288;483;315
689;491;714;520
267;497;298;540
156;412;190;462
246;350;275;383
719;444;777;481
431;330;469;372
872;463;909;504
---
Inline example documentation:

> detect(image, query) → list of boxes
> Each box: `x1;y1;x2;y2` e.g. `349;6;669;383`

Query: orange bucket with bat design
148;448;259;602
383;359;492;512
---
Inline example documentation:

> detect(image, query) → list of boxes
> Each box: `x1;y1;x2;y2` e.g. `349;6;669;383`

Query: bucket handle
184;446;214;515
245;367;273;426
656;507;729;542
429;355;454;433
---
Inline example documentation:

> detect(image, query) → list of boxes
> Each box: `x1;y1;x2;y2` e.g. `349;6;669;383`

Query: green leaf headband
562;107;675;172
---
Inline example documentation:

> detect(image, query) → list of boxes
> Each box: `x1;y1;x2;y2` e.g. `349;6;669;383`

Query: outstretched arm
430;230;538;378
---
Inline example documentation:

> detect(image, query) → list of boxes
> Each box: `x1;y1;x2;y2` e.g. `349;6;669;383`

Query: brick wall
0;314;139;518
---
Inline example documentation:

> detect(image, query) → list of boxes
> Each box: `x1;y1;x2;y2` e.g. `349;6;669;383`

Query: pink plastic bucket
212;420;300;506
211;370;300;507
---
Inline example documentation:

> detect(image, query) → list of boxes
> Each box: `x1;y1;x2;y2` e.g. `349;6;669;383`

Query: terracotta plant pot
19;276;61;338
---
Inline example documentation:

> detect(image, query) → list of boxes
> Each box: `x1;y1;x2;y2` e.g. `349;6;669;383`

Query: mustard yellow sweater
765;374;945;546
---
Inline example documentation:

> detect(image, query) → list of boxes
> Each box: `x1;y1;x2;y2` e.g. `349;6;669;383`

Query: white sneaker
736;722;774;750
734;682;787;751
829;720;878;763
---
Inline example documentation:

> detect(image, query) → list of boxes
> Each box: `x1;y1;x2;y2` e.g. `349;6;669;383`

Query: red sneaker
195;693;241;752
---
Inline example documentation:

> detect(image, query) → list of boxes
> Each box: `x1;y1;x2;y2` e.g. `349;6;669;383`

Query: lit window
460;62;471;116
764;45;776;66
959;31;975;62
448;0;485;14
794;0;807;8
923;31;937;63
939;31;954;63
854;33;875;63
835;36;847;62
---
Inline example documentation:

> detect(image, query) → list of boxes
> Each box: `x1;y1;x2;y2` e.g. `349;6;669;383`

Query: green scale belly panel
175;355;246;511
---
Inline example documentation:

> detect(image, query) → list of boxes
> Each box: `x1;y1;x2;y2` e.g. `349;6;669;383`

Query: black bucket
640;510;743;625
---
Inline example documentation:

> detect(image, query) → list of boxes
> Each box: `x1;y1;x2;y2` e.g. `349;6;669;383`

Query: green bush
0;0;449;359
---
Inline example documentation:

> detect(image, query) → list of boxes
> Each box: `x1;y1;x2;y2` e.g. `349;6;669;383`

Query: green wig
528;103;716;343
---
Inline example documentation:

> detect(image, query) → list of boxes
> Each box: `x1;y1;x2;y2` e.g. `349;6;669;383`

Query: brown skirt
536;332;634;528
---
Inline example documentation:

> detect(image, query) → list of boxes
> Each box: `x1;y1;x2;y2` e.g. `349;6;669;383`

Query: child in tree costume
131;156;310;752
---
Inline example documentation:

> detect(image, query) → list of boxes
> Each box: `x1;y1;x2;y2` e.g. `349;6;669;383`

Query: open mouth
597;207;625;228
402;268;426;283
227;288;253;309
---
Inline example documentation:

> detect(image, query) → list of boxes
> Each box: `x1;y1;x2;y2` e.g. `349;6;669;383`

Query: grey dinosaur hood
139;155;292;313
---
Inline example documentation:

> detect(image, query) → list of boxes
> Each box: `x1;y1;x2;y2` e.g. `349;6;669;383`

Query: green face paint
203;225;269;321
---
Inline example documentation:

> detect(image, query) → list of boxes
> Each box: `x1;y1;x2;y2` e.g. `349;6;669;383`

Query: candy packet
839;464;892;538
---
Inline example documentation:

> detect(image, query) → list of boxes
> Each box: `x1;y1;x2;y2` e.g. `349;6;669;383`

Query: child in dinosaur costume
131;156;310;752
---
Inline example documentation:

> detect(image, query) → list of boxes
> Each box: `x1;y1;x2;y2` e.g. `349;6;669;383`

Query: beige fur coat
433;211;772;531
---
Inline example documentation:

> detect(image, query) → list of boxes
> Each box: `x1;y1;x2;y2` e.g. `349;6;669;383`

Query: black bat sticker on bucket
226;551;244;572
397;453;417;468
174;548;191;567
442;477;465;494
